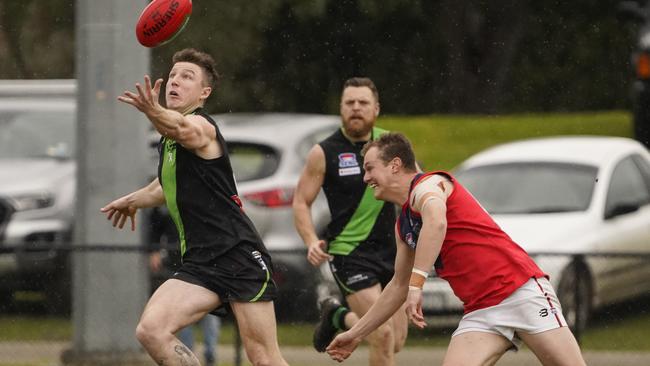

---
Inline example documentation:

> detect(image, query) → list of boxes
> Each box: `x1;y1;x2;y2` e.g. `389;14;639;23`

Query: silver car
0;80;76;313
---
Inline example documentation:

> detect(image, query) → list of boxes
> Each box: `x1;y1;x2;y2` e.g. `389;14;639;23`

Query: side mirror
618;1;647;23
604;202;640;219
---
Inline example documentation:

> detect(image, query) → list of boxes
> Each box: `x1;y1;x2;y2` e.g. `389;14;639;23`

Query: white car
423;136;650;333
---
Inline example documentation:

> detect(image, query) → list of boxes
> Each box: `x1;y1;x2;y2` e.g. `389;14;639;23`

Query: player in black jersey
293;77;408;365
101;49;288;366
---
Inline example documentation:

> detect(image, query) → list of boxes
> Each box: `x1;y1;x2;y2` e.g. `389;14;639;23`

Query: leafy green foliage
0;2;639;113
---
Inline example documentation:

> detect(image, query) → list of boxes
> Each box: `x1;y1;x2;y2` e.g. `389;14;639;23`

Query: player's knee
250;358;272;366
368;324;393;349
135;317;163;348
246;350;273;366
393;328;407;353
393;337;405;353
135;322;153;347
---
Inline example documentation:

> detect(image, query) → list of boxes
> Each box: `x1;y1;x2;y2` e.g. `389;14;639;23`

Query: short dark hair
362;132;417;171
342;77;379;103
172;48;220;89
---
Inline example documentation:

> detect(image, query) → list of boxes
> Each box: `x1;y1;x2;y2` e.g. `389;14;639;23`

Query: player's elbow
292;193;312;212
434;219;447;234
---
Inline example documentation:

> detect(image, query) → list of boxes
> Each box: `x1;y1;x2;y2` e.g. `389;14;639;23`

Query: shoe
313;297;343;352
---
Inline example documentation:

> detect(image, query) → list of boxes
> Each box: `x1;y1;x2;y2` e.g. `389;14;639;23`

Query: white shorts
452;277;567;350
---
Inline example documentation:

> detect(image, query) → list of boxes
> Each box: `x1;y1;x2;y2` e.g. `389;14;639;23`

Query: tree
0;0;74;78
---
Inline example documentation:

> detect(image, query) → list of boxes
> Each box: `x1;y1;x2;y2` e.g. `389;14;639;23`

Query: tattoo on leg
174;344;200;366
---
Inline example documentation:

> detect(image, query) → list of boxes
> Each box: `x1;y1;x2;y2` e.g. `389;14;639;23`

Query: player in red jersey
326;132;586;366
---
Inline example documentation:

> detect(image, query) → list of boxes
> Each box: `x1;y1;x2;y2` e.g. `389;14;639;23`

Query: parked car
0;79;76;313
422;136;650;333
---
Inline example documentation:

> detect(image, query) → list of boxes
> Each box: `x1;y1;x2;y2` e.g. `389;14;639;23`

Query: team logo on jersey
539;308;549;317
338;153;359;167
338;153;361;176
165;139;176;163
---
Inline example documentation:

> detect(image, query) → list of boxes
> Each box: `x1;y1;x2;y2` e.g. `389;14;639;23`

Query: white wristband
411;268;429;278
409;286;423;291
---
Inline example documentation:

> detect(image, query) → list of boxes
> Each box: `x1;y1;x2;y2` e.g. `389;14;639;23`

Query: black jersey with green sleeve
319;127;396;258
157;108;269;262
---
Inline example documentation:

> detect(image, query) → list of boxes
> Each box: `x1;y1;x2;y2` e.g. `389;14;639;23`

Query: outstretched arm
293;144;332;266
117;75;217;153
326;236;415;362
100;178;165;231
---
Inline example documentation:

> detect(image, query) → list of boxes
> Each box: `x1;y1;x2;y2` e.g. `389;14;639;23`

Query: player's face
340;86;379;139
363;147;392;200
166;62;211;113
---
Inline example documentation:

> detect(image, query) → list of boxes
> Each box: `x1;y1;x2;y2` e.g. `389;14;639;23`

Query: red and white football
135;0;192;48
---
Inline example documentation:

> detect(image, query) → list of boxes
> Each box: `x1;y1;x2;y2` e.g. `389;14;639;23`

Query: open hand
100;197;138;231
117;75;164;116
326;331;361;363
405;288;427;328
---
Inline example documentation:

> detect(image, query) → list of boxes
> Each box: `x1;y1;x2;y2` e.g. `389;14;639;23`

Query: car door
595;154;650;305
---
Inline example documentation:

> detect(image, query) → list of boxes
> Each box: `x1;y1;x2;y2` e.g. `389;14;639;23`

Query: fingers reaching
408;306;427;329
406;289;428;328
100;202;136;231
116;75;162;113
326;336;354;363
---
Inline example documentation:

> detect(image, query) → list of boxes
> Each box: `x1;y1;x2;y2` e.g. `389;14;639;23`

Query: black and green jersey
319;127;396;259
157;108;268;262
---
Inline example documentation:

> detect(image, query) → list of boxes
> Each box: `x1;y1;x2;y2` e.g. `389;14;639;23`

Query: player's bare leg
518;327;586;366
135;279;219;366
231;301;289;366
346;284;406;366
442;331;512;366
390;302;408;353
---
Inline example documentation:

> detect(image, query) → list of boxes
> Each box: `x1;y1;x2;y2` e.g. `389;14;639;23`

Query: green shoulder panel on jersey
373;126;389;137
160;137;188;256
328;126;389;255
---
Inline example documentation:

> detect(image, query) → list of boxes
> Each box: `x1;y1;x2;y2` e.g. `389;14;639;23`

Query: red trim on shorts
534;277;564;327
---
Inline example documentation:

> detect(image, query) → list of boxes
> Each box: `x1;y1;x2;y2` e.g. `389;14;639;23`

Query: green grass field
1;309;649;351
379;111;632;170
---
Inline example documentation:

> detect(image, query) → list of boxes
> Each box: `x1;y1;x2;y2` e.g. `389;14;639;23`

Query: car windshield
0;110;75;159
456;162;598;214
227;142;280;182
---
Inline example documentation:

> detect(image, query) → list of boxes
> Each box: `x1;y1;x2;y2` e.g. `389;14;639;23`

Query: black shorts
329;252;394;296
173;242;277;313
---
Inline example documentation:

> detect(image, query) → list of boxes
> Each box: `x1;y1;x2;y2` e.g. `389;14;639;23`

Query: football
135;0;192;48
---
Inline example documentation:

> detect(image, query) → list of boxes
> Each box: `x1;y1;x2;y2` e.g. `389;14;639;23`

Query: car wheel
557;260;592;335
